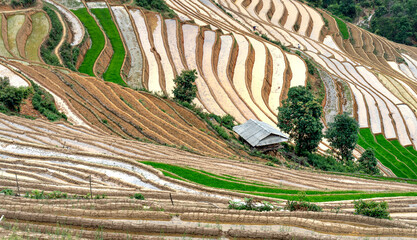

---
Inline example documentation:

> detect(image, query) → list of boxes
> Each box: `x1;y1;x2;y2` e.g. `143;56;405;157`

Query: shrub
228;198;275;212
353;199;390;219
220;114;235;130
1;188;14;195
130;193;145;200
285;200;323;212
358;149;380;175
31;81;67;121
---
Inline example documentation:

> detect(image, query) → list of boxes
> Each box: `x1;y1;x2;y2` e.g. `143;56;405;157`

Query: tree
325;113;359;161
0;77;31;112
278;86;323;155
173;70;198;104
358;149;380;175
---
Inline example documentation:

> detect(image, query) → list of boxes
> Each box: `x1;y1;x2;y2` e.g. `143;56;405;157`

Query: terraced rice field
0;16;12;57
1;109;417;238
25;12;49;62
6;14;25;57
112;6;143;88
72;8;105;76
90;8;126;85
1;0;417;237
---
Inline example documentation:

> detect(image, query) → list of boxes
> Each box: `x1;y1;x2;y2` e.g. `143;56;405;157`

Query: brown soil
279;6;288;26
2;14;10;54
245;42;255;96
255;0;263;15
267;0;275;20
242;0;251;8
294;10;301;32
19;95;46;120
227;36;238;84
280;55;292;103
94;36;113;78
76;38;91;69
261;47;272;111
305;15;313;37
16;13;31;58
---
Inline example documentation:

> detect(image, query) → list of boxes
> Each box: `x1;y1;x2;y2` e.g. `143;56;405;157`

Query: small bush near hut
354;199;390;219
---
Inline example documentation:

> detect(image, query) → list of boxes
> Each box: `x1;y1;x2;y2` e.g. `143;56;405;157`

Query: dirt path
53;9;66;65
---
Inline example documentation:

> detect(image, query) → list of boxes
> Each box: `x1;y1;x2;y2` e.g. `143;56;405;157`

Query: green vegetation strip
142;161;417;202
358;128;417;179
333;16;349;40
90;8;126;86
72;8;105;76
41;6;63;66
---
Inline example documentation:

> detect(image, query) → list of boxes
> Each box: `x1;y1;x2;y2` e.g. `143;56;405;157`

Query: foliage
220;114;235;130
305;0;416;46
325;113;359;161
91;8;126;86
130;193;145;200
1;188;14;195
10;0;35;8
173;70;198;104
353;199;390;219
358;149;379;175
135;0;176;18
307;153;353;172
285;200;323;211
358;128;416;179
0;77;32;113
284;192;322;211
228;198;275;212
31;81;67;121
72;8;105;76
277;86;323;155
60;42;79;71
334;16;350;39
41;6;63;67
370;0;417;46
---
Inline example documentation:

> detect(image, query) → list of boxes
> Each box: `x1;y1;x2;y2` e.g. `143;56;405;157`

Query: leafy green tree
358;149;380;175
278;86;323;155
354;199;390;219
0;77;31;112
173;70;198;104
325;113;359;161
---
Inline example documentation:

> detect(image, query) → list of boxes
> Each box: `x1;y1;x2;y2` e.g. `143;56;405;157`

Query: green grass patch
142;161;417;202
90;8;126;86
358;128;417;179
141;161;361;195
72;8;105;76
406;145;417;158
333;16;349;39
252;191;417;202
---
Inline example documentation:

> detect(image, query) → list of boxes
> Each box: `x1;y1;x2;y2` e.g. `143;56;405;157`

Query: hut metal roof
233;119;288;147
